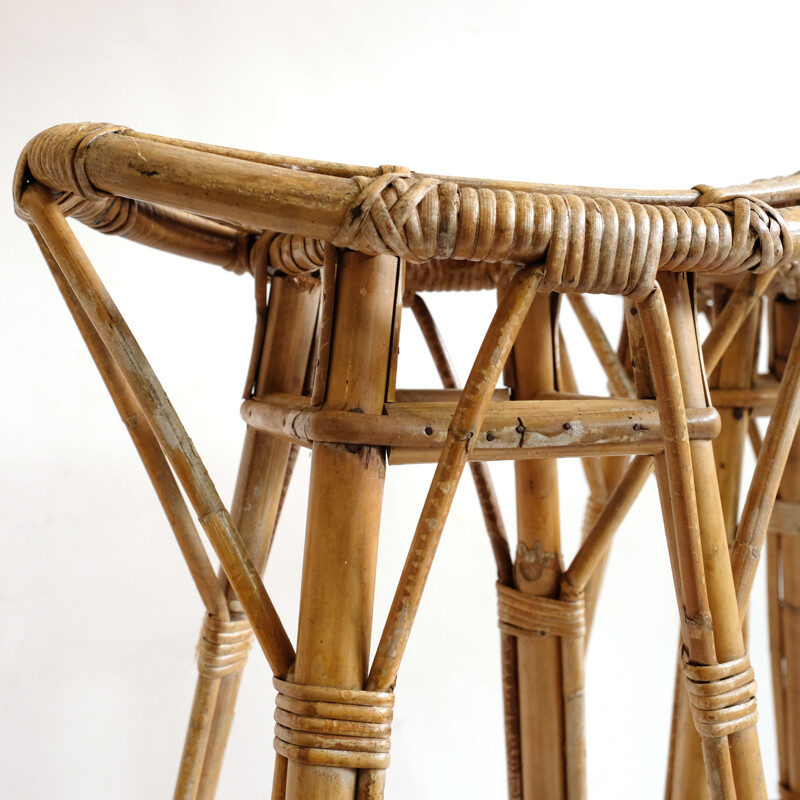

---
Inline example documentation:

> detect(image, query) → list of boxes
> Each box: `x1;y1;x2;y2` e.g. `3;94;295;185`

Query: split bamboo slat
15;121;800;800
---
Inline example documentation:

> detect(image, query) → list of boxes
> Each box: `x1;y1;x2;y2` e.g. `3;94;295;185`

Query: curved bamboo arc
45;124;800;207
17;126;800;295
22;182;295;678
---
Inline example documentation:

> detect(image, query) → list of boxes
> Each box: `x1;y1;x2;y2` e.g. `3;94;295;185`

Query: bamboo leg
766;297;800;800
283;249;402;800
640;275;765;800
185;276;320;800
357;267;544;800
24;185;300;792
510;293;566;800
31;219;250;800
666;290;761;800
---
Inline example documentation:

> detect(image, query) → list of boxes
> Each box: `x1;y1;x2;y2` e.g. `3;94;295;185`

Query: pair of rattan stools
15;122;800;799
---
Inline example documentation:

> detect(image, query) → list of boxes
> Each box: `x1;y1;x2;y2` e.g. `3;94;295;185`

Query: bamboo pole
241;394;721;459
666;287;761;800
642;275;766;800
191;276;320;800
508;292;566;800
625;299;694;800
732;301;800;614
357;267;544;799
734;297;800;800
702;271;775;375
283;249;402;800
563;455;654;594
30;199;316;800
22;182;295;678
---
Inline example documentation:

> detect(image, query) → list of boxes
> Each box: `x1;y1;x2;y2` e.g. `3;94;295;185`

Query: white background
1;1;795;797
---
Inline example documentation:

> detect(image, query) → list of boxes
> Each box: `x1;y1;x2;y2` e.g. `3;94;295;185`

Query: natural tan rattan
16;121;800;800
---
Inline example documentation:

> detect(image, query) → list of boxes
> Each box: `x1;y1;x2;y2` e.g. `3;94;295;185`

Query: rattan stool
14;122;800;800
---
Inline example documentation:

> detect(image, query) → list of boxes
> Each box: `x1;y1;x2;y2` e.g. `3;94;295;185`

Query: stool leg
181;276;320;800
666;292;761;800
508;293;567;800
768;297;800;800
283;250;402;800
638;275;766;800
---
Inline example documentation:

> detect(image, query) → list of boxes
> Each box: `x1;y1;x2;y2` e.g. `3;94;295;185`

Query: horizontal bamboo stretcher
15;121;800;800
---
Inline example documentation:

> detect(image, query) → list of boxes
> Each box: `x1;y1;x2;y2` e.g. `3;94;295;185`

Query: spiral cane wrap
273;678;395;770
196;614;253;680
497;583;586;640
682;651;758;739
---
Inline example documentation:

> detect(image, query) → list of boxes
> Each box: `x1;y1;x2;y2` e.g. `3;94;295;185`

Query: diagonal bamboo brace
22;181;295;678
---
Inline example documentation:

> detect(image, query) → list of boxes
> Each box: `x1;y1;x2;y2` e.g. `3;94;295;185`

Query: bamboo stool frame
14;122;800;799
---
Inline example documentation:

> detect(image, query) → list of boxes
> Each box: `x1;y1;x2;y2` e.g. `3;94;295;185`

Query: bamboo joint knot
272;678;395;770
196;613;253;680
497;582;586;639
682;651;758;739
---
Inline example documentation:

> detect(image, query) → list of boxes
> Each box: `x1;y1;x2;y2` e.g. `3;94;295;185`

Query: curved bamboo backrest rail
13;122;800;301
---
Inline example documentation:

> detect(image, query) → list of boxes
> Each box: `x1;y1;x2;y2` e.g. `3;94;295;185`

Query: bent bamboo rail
14;122;800;299
16;121;800;800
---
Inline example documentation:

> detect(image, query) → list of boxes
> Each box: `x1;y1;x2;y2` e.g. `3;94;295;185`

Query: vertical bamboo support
666;290;761;800
768;297;800;799
627;298;691;800
284;249;401;800
723;290;800;798
359;268;544;800
641;275;766;800
509;293;566;800
188;276;320;800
